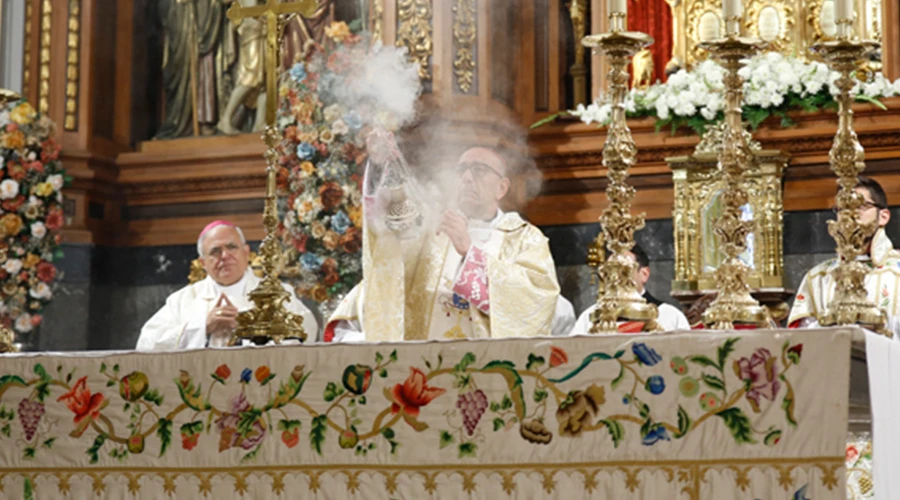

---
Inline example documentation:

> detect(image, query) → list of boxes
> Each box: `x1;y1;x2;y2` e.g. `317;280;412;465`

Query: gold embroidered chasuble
328;211;560;342
788;228;900;327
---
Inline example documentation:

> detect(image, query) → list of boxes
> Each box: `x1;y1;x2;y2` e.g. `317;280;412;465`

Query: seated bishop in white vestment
136;221;317;351
789;177;900;335
326;138;560;343
572;243;690;334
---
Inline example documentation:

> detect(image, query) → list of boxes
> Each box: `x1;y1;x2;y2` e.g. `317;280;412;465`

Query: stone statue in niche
632;49;655;89
156;0;235;139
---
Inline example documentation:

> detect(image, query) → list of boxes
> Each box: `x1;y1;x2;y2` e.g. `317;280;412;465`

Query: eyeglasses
831;200;885;215
207;243;241;259
453;161;504;179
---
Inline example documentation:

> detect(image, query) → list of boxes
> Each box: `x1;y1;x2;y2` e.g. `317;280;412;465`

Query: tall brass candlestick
810;38;890;336
225;0;318;344
583;31;660;334
699;35;770;329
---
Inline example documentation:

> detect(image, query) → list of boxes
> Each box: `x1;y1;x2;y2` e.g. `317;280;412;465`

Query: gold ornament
582;30;660;334
224;0;319;345
698;35;771;330
810;36;889;337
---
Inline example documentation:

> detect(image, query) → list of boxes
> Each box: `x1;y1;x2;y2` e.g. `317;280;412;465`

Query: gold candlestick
810;37;890;336
582;30;660;334
698;35;771;329
225;0;318;345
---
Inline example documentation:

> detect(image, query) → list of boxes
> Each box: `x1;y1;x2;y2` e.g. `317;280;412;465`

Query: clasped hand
206;294;238;344
437;209;472;256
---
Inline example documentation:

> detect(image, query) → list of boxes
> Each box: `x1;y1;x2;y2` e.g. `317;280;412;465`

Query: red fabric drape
627;0;673;83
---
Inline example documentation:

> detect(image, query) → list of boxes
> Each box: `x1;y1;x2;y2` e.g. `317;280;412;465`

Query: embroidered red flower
181;433;199;451
214;364;231;381
57;376;104;424
255;366;271;383
282;429;300;448
549;346;568;368
391;367;446;418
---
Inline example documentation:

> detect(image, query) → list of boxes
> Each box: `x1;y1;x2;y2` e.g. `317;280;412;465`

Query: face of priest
201;225;251;286
454;148;511;220
855;186;891;228
627;251;651;294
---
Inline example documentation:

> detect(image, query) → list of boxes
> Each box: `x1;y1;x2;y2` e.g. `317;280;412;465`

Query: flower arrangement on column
0;97;66;344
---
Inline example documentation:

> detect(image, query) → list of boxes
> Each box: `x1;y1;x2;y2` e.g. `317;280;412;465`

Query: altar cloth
0;327;859;499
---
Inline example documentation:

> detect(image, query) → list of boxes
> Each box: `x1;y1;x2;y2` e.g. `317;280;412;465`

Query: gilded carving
39;0;52;114
568;0;588;103
396;0;434;81
64;0;81;131
452;0;476;94
744;1;794;55
371;0;384;42
23;1;33;95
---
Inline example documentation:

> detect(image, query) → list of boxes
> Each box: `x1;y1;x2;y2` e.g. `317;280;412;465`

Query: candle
608;0;627;17
723;0;743;35
834;0;853;23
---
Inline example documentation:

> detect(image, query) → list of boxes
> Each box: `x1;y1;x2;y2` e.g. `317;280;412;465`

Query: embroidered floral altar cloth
0;328;856;499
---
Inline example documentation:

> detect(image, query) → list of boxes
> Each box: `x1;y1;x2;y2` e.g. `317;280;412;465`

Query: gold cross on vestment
226;0;318;125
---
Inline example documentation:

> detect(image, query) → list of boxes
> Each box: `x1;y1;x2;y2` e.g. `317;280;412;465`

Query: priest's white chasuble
789;228;900;332
327;210;560;342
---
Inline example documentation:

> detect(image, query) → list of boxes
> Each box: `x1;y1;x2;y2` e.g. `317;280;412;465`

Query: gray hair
197;224;247;257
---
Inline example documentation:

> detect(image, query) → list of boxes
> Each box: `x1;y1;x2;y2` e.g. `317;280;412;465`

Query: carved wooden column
20;0;134;246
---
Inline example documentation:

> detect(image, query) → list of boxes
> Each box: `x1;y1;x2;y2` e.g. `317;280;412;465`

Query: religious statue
156;0;235;139
217;0;267;134
281;0;335;68
632;48;655;89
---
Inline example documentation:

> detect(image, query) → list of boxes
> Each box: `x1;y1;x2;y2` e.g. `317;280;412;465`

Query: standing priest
326;140;560;342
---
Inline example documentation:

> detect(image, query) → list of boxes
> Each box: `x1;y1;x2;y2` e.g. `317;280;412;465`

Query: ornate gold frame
684;0;723;66
744;1;795;53
668;132;788;293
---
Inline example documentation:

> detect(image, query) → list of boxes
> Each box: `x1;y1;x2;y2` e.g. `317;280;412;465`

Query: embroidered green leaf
379;368;388;378
781;379;797;428
375;352;384;364
481;360;523;388
492;418;505;431
687;355;719;371
454;352;477;373
716;408;756;444
600;419;624;448
533;389;548;403
143;389;164;406
613;349;626;359
87;434;106;464
489;401;500;413
389;350;398;363
611;365;625;390
113;364;120;374
106;380;115;388
458;441;477;458
638;401;651;420
500;394;513;411
22;446;35;459
676;406;691;438
323;382;343;402
764;429;782;446
237;408;263;438
100;362;107;373
786;344;802;365
241;443;262;463
42;438;55;449
701;373;726;393
23;477;34;500
157;418;172;457
717;338;740;370
310;415;327;455
0;424;9;437
0;375;26;390
526;354;545;371
359;396;367;405
32;364;49;382
439;430;454;449
180;421;205;435
34;381;50;403
381;427;395;440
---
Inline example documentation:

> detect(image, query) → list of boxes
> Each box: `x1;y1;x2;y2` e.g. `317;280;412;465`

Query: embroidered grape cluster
17;399;44;441
456;389;488;436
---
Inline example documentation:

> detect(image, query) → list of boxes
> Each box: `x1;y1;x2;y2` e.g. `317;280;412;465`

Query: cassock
788;228;900;334
326;209;560;342
136;270;318;351
570;291;691;334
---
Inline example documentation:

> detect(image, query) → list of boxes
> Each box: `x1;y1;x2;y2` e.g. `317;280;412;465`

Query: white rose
331;120;349;135
47;174;64;192
31;222;46;239
15;313;33;333
0;179;19;200
3;259;22;274
29;282;52;300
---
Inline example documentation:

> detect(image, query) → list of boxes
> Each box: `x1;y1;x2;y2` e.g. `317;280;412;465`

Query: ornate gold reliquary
666;125;791;318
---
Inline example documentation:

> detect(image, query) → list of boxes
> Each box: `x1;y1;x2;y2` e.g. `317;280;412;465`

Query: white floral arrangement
568;52;900;134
